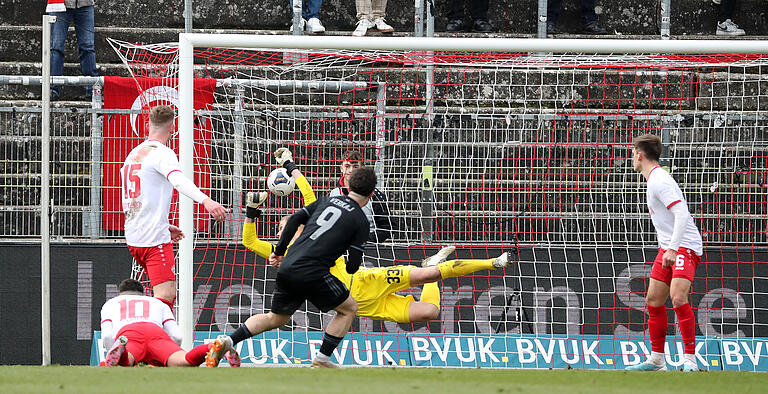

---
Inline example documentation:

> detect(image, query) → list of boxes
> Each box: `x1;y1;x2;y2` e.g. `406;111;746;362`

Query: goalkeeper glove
245;191;268;219
274;147;297;174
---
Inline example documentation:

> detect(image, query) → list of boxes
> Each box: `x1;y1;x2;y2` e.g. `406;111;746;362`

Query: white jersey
645;166;703;255
100;294;175;336
121;140;181;247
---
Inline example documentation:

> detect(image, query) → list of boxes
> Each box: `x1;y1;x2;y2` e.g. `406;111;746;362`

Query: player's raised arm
274;147;316;206
241;191;276;259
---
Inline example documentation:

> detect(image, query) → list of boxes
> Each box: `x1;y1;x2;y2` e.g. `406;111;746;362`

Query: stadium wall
1;243;765;366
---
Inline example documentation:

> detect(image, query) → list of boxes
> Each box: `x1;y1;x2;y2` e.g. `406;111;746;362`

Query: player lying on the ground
101;279;240;368
241;148;510;324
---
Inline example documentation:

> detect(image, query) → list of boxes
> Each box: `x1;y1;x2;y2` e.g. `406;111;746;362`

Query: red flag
46;0;66;13
101;76;216;233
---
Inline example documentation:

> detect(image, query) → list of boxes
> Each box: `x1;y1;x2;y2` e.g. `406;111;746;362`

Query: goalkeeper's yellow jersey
241;175;354;288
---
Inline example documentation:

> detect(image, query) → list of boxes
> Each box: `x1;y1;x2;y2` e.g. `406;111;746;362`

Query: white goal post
176;33;768;351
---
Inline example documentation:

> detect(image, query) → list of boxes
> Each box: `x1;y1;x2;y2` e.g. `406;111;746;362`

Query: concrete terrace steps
1;0;766;35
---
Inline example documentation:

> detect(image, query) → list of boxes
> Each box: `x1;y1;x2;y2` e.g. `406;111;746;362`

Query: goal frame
176;33;768;350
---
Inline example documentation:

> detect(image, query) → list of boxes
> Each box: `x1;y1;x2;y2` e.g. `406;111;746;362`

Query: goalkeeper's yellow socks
419;282;441;310
437;259;495;279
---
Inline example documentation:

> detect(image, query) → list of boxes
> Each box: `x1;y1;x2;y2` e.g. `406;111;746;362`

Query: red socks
185;343;212;366
648;303;696;356
674;303;696;355
647;304;667;354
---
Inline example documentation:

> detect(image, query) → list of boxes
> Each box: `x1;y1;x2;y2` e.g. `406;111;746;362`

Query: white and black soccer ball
267;168;295;197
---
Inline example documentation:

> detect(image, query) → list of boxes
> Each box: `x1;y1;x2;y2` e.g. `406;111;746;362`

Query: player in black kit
220;167;376;368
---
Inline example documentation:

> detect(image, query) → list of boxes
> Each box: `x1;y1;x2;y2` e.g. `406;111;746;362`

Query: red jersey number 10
119;299;150;320
122;164;142;199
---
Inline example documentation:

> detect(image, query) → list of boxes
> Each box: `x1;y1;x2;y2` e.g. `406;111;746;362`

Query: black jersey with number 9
278;196;369;278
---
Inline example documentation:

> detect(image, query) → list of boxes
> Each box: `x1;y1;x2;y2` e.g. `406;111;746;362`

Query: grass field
0;366;764;393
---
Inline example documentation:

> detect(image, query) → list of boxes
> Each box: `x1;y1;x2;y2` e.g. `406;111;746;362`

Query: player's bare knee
267;312;290;328
670;293;689;308
341;299;358;315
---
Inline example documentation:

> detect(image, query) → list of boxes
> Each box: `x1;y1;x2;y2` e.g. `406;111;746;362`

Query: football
267;168;295;196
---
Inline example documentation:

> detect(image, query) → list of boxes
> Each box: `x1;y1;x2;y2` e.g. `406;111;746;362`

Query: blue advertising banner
91;331;768;371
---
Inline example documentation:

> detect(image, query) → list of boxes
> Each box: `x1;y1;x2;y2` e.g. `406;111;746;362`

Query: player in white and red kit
626;134;703;372
101;279;239;367
120;105;227;310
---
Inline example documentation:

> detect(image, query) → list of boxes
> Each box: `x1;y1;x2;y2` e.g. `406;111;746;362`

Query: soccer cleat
311;358;340;368
625;360;667;371
305;18;326;34
681;361;699;372
372;18;394;33
716;19;745;36
105;336;128;367
493;252;511;268
225;349;241;368
245;191;268;208
205;335;234;368
422;246;456;267
352;19;374;37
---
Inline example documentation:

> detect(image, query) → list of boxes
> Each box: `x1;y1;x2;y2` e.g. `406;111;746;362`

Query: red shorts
128;243;176;287
117;322;182;366
650;247;700;285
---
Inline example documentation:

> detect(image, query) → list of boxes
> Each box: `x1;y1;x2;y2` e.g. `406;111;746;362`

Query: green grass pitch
1;366;765;393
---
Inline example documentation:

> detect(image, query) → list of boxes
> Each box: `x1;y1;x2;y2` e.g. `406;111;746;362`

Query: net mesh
111;39;768;369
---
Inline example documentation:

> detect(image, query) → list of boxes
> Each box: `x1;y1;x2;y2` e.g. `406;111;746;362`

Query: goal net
110;37;768;370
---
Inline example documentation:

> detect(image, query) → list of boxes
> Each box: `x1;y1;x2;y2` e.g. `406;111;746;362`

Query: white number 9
310;206;342;240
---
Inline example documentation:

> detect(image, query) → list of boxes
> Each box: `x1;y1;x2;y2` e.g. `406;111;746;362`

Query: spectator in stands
446;0;492;33
329;150;393;242
48;0;99;100
288;0;326;34
713;0;745;36
546;0;607;35
352;0;394;36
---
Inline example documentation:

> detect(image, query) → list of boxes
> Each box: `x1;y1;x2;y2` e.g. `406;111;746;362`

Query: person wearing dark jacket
328;150;392;242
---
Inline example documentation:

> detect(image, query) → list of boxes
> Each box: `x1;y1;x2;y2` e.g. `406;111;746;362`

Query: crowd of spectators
46;0;749;99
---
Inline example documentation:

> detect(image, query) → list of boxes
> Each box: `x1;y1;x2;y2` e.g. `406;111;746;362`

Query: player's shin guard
185;343;212;366
437;259;495;279
647;304;667;354
674;303;696;355
318;332;344;358
420;282;440;311
229;323;253;346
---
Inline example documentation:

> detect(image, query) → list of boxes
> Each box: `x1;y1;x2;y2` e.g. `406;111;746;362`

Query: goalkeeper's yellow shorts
351;265;415;323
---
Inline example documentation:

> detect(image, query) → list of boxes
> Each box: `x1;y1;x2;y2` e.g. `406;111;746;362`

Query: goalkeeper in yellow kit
242;148;511;323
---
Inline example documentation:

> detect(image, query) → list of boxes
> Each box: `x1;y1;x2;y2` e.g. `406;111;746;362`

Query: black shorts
270;272;350;315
